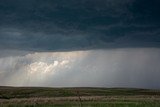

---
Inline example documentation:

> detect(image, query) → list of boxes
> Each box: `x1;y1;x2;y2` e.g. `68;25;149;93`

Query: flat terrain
0;86;160;107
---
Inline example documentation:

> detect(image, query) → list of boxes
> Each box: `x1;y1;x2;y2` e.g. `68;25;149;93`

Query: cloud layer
0;0;160;89
0;0;160;52
0;48;160;89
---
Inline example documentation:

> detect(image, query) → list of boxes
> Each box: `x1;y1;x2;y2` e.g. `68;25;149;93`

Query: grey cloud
0;26;160;54
0;48;160;89
0;50;31;58
0;0;160;90
0;0;160;52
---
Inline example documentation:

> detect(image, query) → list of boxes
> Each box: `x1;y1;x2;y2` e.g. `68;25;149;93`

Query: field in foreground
0;86;160;107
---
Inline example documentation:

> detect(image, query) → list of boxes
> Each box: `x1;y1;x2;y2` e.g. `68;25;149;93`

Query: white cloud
0;48;160;89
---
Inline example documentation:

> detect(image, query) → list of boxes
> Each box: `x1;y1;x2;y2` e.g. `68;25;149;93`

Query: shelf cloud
0;0;160;52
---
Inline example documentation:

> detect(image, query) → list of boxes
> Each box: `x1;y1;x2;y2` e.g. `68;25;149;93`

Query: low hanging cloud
0;48;160;89
0;0;160;52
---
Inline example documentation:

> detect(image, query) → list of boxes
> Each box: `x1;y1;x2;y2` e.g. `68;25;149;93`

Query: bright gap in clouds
0;48;160;89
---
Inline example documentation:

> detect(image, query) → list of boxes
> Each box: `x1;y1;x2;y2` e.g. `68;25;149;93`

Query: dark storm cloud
0;0;160;51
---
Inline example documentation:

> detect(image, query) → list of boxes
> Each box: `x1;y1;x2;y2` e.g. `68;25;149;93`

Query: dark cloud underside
0;0;160;51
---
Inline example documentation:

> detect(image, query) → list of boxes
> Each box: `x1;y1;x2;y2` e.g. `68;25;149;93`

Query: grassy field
0;86;160;107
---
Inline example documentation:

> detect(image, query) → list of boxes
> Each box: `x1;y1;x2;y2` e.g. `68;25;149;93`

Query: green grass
1;102;160;107
0;86;160;107
0;87;160;99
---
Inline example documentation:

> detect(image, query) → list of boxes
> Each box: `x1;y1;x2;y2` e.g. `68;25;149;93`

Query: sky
0;0;160;89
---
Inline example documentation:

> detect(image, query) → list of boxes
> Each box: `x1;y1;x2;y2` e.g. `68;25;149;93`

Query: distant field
0;86;160;107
